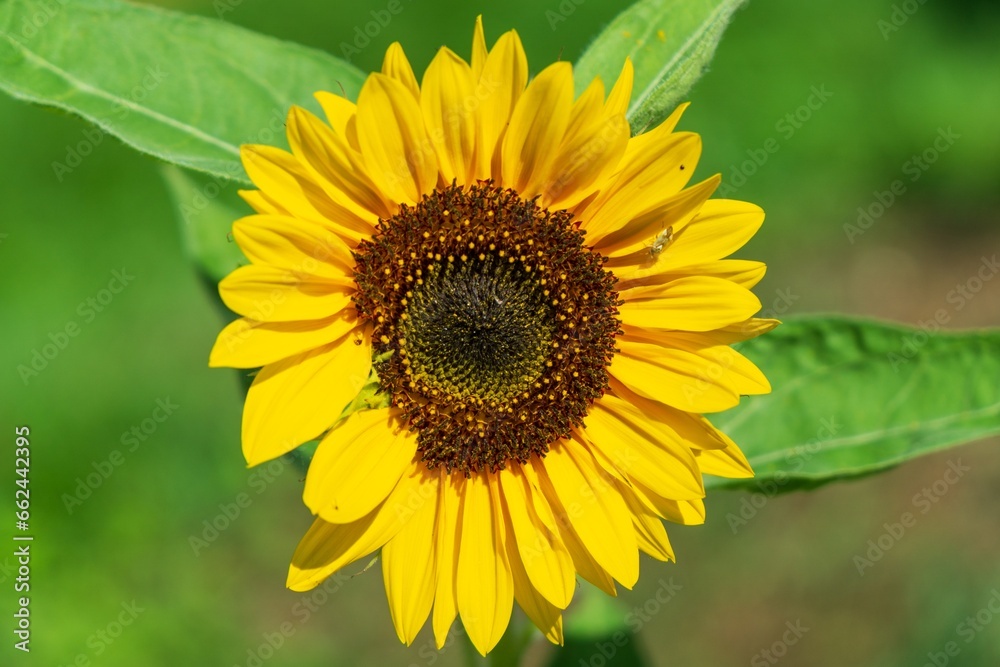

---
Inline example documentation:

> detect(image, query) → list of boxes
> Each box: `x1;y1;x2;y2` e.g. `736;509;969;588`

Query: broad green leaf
0;0;365;184
709;316;1000;492
575;0;748;133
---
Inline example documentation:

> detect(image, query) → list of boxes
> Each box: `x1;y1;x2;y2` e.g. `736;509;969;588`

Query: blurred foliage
1;0;999;666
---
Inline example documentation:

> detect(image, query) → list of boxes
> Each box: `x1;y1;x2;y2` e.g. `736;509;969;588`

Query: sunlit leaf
0;0;365;183
710;316;1000;491
575;0;748;133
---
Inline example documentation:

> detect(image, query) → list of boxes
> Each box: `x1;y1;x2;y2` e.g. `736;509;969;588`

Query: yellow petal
618;259;767;291
621;318;779;350
629;480;706;526
580;132;701;242
287;462;437;591
541;112;630;211
239;189;286;219
210;312;358;369
557;527;616;595
618;275;762;332
652;198;765;271
503;510;565;646
381;42;421;99
578;432;630;486
623;327;772;398
609;337;743;413
712;317;781;342
615;479;674;562
305;409;417;523
501;61;574;197
219;264;353;322
232;214;354;278
241;326;371;466
457;472;513;656
539;443;639;588
286;106;395;221
607;376;730;452
421;48;477;186
240;144;374;244
287;517;382;593
382;471;437;645
498;467;575;608
471;15;488;80
582;397;705;500
594;175;719;256
624;102;690;156
521;458;616;596
313;91;356;137
432;471;463;649
240;145;323;221
475;30;528;180
695;445;754;479
565;77;606;140
356;73;438;205
604;58;634;119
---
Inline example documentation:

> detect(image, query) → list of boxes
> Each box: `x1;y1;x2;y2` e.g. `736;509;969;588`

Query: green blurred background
2;0;999;665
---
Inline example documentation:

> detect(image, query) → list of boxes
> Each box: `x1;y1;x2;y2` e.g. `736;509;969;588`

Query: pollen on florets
352;183;621;474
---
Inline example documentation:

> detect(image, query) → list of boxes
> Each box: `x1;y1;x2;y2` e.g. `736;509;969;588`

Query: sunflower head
212;16;774;656
352;181;622;474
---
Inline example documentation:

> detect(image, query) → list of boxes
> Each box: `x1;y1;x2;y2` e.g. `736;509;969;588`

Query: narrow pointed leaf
575;0;748;134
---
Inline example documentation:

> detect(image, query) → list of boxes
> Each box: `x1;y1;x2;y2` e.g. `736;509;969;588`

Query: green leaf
0;0;365;184
575;0;748;133
161;165;247;285
709;316;1000;492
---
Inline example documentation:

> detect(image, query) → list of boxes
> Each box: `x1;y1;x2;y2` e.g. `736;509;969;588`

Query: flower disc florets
352;183;621;473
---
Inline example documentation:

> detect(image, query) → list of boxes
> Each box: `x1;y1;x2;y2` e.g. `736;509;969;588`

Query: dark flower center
352;183;620;474
401;254;555;402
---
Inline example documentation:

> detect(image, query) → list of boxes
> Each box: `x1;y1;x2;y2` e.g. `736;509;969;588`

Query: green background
2;0;999;665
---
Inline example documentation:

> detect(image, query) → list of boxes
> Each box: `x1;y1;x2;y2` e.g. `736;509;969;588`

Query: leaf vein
2;33;241;157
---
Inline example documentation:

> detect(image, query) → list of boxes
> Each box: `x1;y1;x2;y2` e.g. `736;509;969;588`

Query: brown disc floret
352;183;621;474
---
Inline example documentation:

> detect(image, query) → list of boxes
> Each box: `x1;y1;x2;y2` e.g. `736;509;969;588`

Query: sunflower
211;17;774;655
